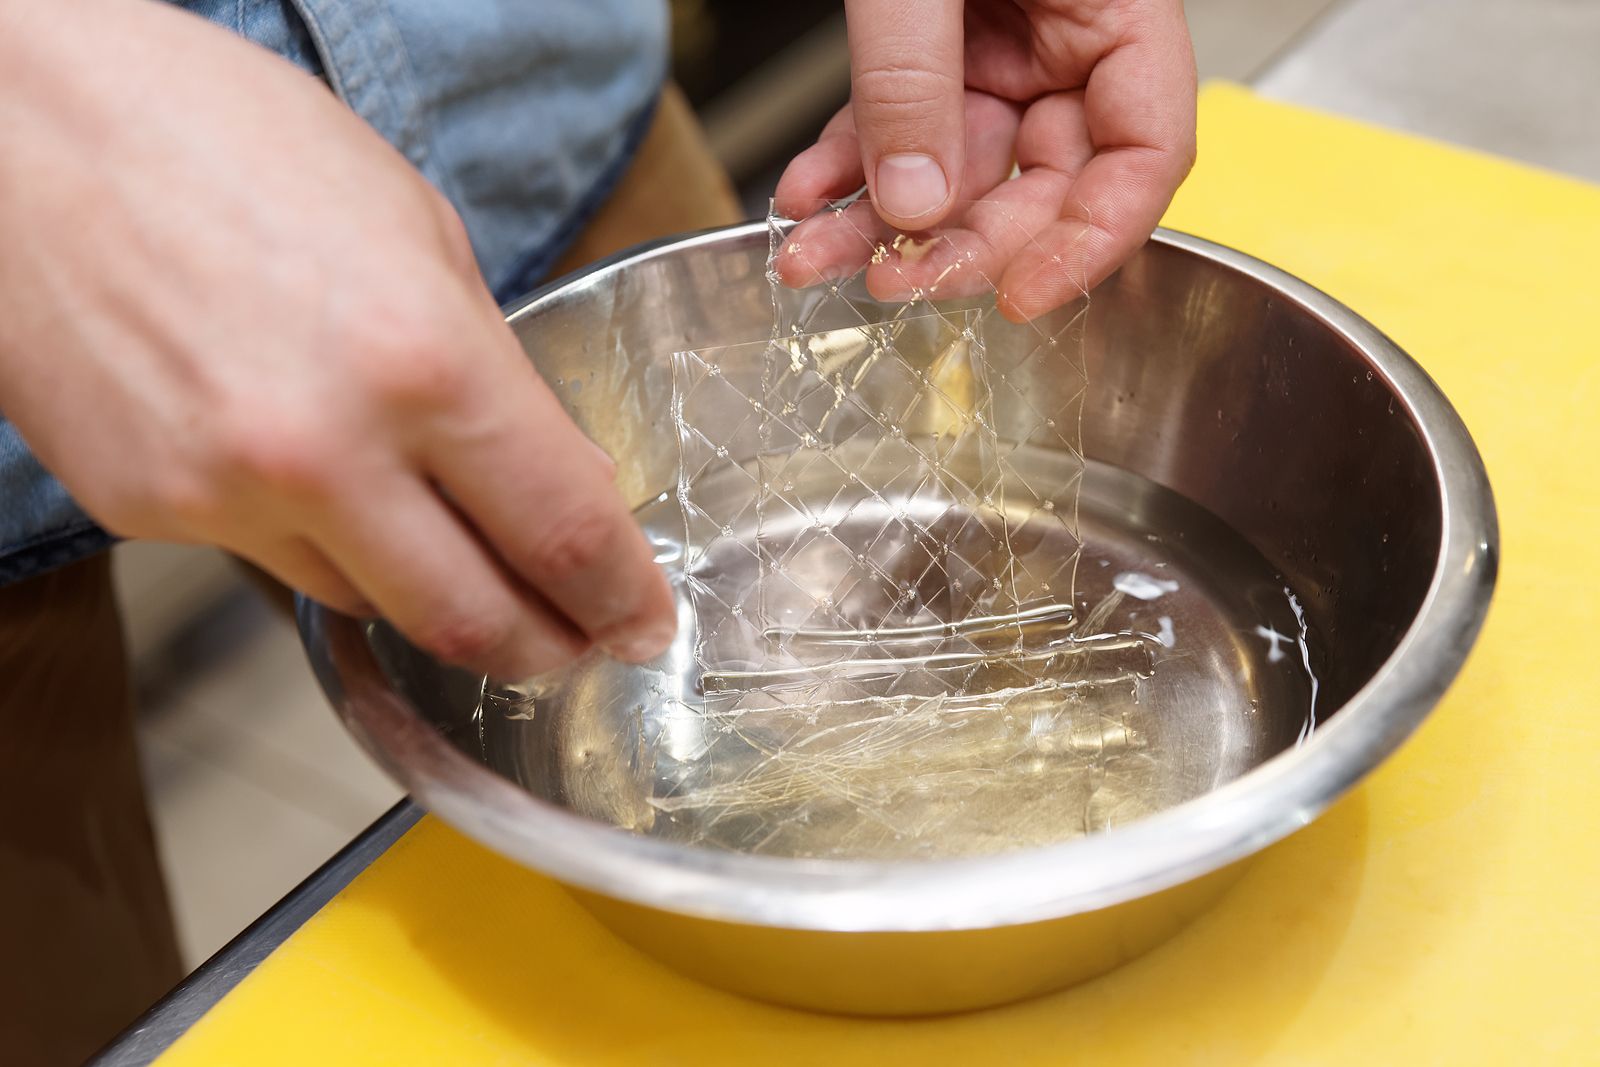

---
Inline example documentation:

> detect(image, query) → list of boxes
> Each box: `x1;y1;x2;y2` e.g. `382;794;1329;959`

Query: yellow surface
160;84;1600;1065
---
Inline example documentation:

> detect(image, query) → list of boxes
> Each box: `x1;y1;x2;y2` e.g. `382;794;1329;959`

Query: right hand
0;0;675;679
775;0;1196;319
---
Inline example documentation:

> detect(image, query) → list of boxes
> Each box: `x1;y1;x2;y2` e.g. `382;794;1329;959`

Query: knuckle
375;339;469;409
852;64;960;116
520;504;616;577
415;605;515;667
152;470;227;530
210;413;336;499
334;291;470;408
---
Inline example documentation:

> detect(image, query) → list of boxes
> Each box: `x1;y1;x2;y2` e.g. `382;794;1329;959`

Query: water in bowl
476;447;1322;860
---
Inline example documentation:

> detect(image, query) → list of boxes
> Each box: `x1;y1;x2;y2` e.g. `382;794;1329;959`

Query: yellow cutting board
158;84;1600;1065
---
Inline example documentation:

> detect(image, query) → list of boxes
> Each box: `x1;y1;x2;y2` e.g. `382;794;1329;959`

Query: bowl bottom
477;455;1321;861
573;857;1249;1015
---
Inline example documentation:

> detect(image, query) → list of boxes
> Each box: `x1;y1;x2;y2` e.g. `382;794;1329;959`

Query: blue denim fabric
0;0;665;585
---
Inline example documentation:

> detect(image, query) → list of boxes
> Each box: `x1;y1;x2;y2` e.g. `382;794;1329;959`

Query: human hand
0;0;675;679
775;0;1196;319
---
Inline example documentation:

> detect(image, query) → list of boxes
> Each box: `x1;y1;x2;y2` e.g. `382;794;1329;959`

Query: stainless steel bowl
299;225;1496;1014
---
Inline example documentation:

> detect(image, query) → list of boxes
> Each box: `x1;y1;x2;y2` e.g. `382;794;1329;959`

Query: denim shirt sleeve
0;0;665;585
287;0;668;301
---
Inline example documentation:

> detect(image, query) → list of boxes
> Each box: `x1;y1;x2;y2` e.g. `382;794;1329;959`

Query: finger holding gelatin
771;199;894;288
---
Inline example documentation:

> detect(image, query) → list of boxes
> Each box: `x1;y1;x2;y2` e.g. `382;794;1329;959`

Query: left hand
775;0;1197;319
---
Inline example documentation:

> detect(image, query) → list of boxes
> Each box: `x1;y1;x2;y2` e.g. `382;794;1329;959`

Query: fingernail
875;154;948;222
604;622;677;665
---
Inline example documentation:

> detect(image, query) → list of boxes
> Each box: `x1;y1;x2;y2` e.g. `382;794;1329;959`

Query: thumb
845;0;965;229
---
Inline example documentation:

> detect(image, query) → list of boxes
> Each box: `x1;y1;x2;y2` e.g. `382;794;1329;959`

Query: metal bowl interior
298;225;1495;1011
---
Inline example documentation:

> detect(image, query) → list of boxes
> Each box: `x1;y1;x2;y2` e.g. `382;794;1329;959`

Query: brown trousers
0;85;740;1066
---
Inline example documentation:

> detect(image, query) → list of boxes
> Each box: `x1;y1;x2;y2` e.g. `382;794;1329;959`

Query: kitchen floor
129;0;1348;971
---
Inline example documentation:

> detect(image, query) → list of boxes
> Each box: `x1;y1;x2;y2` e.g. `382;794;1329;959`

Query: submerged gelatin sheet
655;196;1120;855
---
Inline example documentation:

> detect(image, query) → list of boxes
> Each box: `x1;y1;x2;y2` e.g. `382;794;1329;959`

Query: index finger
843;0;967;229
423;301;677;665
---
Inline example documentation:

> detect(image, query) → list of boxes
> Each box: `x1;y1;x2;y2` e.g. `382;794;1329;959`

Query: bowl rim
298;224;1498;933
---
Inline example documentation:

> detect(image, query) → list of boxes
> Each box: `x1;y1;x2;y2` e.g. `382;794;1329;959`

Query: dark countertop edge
89;799;425;1066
